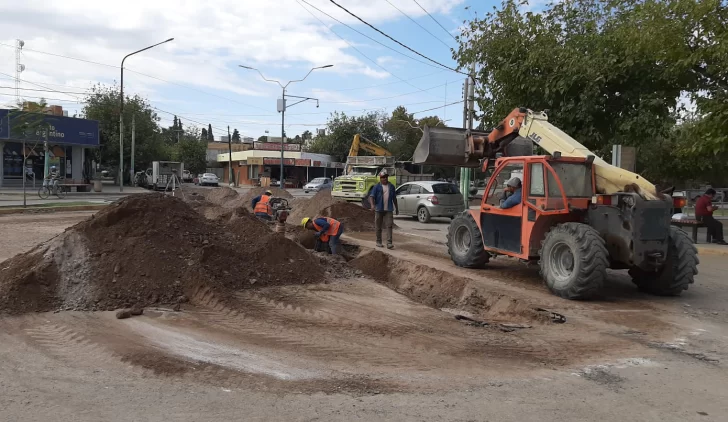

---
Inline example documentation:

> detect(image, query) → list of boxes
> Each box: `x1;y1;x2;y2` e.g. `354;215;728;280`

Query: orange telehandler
413;108;698;299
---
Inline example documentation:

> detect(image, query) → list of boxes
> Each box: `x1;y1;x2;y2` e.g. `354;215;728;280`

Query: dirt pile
0;194;324;314
350;250;552;324
288;190;377;232
203;186;239;206
240;187;293;210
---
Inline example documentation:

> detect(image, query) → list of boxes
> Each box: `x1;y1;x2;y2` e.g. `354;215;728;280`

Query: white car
304;177;332;193
198;173;219;187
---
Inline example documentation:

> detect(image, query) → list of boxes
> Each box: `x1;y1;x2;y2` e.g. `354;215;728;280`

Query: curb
0;204;107;216
696;245;728;256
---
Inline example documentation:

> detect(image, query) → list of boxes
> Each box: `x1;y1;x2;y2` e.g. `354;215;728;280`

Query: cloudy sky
0;0;499;140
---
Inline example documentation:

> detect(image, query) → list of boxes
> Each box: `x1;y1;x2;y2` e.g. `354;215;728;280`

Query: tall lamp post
239;64;333;190
119;37;174;192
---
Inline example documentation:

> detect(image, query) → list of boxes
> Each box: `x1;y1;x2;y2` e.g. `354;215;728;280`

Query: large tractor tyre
539;223;609;300
628;227;698;296
447;211;490;268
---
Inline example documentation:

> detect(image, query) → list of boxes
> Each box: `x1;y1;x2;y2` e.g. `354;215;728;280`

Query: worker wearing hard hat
302;216;344;255
252;189;274;221
500;177;522;209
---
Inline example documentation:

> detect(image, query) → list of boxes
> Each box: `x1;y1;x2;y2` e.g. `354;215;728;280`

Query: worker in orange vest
302;216;344;255
251;189;274;221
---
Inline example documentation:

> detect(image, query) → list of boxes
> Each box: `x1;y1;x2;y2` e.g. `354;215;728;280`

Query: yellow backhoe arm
348;134;392;157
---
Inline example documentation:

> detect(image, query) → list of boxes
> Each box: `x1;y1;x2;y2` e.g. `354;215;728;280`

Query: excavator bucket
413;126;481;168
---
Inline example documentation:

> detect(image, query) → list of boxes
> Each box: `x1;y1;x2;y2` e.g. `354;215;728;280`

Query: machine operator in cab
500;177;522;209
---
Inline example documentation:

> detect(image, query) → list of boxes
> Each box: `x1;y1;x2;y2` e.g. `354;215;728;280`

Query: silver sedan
394;181;466;223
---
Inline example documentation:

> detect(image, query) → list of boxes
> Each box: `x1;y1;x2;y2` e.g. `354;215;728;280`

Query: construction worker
500;177;522;209
302;216;344;255
369;170;398;249
251;189;274;221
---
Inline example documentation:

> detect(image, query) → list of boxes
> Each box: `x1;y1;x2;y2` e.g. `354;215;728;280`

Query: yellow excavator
414;108;698;300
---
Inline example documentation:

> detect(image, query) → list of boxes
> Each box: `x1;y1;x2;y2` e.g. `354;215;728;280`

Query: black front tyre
447;211;489;268
539;223;609;300
629;227;699;296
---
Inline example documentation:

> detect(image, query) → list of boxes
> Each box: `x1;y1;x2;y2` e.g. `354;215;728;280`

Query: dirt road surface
1;210;728;421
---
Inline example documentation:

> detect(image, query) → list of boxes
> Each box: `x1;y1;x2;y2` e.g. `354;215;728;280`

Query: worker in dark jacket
302;216;344;254
251;190;274;221
695;188;726;245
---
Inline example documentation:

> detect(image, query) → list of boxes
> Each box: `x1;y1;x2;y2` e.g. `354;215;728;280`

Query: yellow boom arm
348;134;391;157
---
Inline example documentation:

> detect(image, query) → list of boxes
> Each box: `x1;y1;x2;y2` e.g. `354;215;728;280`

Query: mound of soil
204;186;239;206
240;187;293;210
319;202;378;232
288;190;344;224
0;194;324;314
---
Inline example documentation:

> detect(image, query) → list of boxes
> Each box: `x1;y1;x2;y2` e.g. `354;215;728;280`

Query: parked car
198;173;219;187
394;181;466;223
304;177;332;193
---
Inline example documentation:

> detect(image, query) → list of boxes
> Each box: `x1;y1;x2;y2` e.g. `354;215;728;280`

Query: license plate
447;208;456;213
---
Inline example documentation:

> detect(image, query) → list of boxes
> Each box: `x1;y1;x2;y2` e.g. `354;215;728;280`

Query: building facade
0;108;99;187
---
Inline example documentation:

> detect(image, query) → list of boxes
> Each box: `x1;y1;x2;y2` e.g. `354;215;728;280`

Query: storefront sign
313;160;322;167
247;157;264;165
294;159;311;166
263;158;295;165
254;142;301;152
0;109;99;146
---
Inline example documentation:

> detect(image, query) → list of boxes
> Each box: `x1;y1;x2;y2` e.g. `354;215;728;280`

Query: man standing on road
369;170;398;249
695;188;727;245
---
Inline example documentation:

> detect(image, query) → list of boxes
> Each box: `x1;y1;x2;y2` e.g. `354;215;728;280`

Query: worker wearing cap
369;170;398;249
302;217;344;254
252;189;274;221
500;177;522;209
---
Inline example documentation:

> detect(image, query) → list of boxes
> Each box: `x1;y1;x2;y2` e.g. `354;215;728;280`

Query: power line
298;0;442;71
383;0;451;48
321;79;457;104
410;100;463;115
0;86;88;95
411;0;458;41
326;69;447;92
0;42;272;113
326;0;465;75
296;0;444;102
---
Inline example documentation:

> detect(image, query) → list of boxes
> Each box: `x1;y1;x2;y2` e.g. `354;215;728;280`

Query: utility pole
227;125;233;186
130;115;135;186
459;76;469;200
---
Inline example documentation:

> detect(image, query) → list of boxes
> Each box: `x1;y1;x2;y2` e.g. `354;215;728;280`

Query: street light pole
239;64;333;190
119;37;174;192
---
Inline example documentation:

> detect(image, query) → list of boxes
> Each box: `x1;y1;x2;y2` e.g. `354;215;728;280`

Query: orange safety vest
254;194;272;215
312;217;341;242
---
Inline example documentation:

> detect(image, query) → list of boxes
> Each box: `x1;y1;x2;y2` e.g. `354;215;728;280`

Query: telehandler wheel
628;226;698;296
539;223;609;300
447;211;489;268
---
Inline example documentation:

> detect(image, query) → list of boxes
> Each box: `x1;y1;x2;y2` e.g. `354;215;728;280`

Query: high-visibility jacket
254;194;272;215
312;217;341;242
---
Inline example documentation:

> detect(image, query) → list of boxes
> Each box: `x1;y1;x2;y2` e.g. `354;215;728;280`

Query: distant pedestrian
369;170;398;249
695;188;727;245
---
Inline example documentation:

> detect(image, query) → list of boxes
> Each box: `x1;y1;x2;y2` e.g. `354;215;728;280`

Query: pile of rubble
0;194;323;314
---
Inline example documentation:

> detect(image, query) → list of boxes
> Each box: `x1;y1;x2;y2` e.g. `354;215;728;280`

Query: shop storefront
0;109;99;187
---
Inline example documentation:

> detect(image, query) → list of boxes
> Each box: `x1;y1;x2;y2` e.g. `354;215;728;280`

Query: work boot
376;241;383;248
387;243;394;249
713;239;728;245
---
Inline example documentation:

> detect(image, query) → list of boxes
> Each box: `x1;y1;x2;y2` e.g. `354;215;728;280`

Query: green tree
231;128;241;143
8;99;51;207
201;127;208;140
455;0;727;184
257;135;268;142
207;124;214;141
383;106;442;161
301;130;312;141
307;111;385;161
82;84;170;176
172;115;178;131
172;126;207;174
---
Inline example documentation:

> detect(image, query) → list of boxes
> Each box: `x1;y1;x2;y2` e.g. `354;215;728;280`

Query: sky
0;0;501;141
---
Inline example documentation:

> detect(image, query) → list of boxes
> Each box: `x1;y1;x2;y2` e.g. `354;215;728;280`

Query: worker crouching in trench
302;217;345;255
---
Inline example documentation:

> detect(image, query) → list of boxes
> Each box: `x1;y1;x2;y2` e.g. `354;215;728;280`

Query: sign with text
254;142;301;152
295;159;311;167
313;160;322;167
0;109;99;146
264;158;295;166
247;157;264;165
